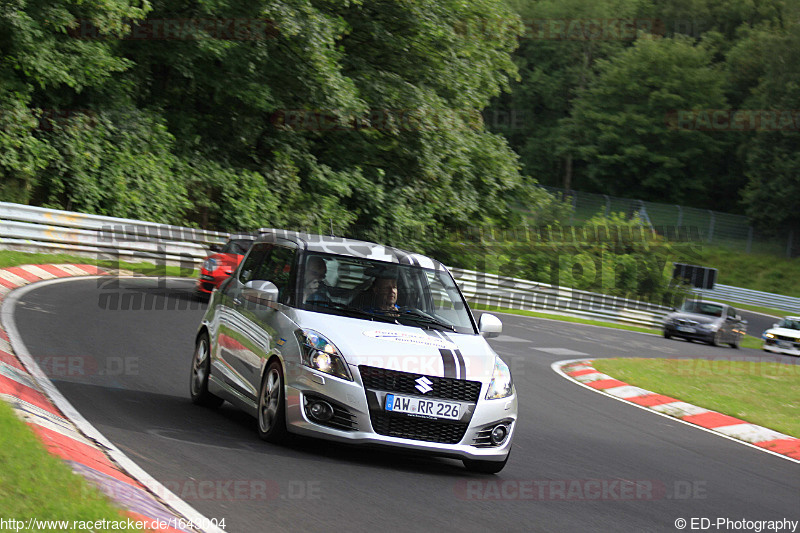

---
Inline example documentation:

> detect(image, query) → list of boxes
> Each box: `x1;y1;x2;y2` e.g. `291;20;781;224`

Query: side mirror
209;243;222;253
479;313;502;339
773;323;779;328
243;280;279;306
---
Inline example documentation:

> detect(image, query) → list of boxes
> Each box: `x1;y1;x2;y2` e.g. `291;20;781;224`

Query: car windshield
778;318;800;330
299;252;475;334
680;301;723;317
222;239;253;255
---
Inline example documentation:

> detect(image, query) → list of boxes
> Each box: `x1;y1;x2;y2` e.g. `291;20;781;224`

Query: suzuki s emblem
415;376;433;394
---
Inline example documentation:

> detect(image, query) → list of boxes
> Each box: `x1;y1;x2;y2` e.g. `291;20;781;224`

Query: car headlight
764;332;775;339
203;258;217;271
698;323;717;331
294;329;352;381
485;357;513;400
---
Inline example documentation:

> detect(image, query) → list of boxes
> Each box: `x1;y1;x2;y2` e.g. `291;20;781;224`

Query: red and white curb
553;359;800;463
0;264;224;533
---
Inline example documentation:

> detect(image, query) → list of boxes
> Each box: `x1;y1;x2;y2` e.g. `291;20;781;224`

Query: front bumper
196;270;227;294
762;338;800;356
664;325;716;343
283;362;516;461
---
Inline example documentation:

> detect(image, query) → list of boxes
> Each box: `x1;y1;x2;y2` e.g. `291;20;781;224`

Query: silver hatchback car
190;230;516;473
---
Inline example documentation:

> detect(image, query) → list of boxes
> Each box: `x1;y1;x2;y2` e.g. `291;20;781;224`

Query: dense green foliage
1;0;567;251
3;0;797;300
488;0;800;232
439;213;693;305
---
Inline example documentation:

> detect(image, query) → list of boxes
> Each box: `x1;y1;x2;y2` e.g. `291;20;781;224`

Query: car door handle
233;297;242;306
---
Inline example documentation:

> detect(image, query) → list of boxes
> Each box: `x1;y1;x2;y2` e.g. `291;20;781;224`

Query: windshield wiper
397;309;457;332
306;300;398;323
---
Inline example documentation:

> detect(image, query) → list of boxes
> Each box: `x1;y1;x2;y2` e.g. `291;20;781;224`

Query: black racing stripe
454;349;466;379
426;330;460;378
439;348;457;378
436;331;467;379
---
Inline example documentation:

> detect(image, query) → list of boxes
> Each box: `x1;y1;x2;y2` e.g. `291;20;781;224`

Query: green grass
0;250;197;278
0;401;142;530
471;302;661;335
592;358;800;438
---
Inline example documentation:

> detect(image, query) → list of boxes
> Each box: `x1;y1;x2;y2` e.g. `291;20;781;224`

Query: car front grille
358;365;480;444
370;412;468;444
775;334;800;343
674;319;699;327
358;366;481;402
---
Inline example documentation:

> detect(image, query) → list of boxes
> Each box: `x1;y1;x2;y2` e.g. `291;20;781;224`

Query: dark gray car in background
663;300;746;347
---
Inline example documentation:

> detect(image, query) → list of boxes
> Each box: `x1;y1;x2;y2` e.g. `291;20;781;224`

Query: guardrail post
746;226;753;254
707;210;715;244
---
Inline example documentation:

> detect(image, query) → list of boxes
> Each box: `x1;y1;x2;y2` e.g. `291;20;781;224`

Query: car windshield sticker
363;330;457;350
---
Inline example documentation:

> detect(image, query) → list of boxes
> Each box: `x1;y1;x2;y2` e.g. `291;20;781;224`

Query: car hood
666;311;721;325
765;327;800;339
294;311;498;382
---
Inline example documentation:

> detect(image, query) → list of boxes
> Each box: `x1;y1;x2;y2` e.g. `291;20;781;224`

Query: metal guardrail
2;202;796;323
0;202;227;266
694;285;800;314
450;268;671;328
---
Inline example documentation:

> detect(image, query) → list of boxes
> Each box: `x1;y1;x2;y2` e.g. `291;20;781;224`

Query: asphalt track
12;277;800;533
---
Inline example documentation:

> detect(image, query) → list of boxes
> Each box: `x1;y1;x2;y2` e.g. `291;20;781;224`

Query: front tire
257;360;288;443
190;332;224;408
710;329;723;347
463;451;510;474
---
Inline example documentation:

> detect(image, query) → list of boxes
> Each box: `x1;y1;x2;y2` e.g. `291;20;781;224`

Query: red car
195;237;254;299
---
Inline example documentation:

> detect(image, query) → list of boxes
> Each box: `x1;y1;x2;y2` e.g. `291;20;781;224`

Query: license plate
677;326;696;333
385;393;460;420
778;341;792;348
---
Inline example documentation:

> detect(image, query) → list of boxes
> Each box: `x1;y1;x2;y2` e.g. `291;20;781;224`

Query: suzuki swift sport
190;230;516;473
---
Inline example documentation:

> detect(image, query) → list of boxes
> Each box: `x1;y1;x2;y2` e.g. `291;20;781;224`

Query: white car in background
762;316;800;356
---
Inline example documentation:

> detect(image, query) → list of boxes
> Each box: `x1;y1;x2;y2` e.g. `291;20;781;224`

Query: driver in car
363;276;400;315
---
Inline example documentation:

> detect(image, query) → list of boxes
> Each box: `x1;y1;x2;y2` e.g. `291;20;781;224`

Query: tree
3;0;567;250
484;0;644;190
566;35;734;208
733;20;800;233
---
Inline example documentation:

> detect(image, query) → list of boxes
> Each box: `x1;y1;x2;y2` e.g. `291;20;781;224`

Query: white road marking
535;347;589;356
491;336;531;343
